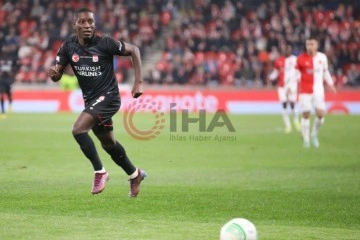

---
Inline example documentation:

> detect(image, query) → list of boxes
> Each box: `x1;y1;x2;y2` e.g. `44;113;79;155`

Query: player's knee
302;112;310;118
316;109;325;118
72;124;87;135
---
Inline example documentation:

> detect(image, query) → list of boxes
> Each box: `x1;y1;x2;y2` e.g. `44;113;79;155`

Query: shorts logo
90;96;105;110
123;99;165;140
92;55;98;62
72;54;79;62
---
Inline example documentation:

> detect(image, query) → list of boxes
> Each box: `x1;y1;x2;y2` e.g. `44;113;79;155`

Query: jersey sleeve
323;54;334;86
56;42;69;67
103;37;126;56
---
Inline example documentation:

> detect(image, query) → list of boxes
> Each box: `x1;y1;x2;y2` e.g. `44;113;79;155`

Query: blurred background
0;0;359;113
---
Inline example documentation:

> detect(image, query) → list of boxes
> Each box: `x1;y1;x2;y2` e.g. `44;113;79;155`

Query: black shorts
0;83;11;94
83;92;121;133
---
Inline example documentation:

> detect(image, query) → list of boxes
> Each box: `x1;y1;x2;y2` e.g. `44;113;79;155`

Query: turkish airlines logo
72;54;79;62
93;55;98;62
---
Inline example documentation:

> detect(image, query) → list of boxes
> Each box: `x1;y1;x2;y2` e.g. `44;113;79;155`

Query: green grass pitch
0;113;359;240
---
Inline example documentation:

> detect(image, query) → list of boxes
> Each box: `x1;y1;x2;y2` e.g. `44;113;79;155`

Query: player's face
305;39;318;55
74;12;95;40
285;45;292;56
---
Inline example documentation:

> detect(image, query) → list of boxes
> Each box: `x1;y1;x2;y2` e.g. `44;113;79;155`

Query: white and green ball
220;218;258;240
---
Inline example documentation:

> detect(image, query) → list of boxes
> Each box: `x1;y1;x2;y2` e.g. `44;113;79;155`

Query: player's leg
288;88;300;131
93;125;147;197
72;111;108;194
299;94;312;147
93;125;137;175
0;92;5;114
6;84;12;113
278;87;291;133
72;111;103;170
310;96;326;148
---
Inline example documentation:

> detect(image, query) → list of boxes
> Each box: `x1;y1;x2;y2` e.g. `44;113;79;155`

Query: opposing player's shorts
0;82;11;94
84;92;121;133
278;87;297;102
298;93;325;112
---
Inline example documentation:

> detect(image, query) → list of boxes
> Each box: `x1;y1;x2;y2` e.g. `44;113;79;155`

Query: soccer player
269;44;300;133
296;36;336;148
48;7;146;196
0;46;16;118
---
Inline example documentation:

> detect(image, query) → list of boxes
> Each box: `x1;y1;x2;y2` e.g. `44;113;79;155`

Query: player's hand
132;82;143;98
328;85;337;94
48;65;61;82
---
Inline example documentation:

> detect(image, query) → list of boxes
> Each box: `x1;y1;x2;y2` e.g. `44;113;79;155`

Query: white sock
129;168;139;179
95;167;106;174
291;108;299;124
311;117;324;137
301;118;310;142
282;109;291;129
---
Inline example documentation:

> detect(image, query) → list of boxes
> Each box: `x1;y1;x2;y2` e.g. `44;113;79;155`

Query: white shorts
298;94;325;112
278;87;297;102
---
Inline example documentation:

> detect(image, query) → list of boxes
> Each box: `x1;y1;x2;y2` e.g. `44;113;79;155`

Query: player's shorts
84;92;121;133
298;93;325;112
0;82;11;94
277;87;297;102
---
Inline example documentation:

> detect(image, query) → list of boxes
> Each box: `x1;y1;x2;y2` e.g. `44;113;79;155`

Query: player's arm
48;42;68;82
48;64;66;82
123;42;143;98
323;56;337;94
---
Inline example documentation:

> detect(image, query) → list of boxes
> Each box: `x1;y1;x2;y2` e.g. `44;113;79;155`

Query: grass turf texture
0;113;359;240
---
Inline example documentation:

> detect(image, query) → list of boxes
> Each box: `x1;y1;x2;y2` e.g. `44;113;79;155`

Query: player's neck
307;51;317;57
78;36;92;46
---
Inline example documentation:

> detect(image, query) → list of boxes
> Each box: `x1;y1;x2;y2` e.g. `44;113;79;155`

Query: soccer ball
220;218;258;240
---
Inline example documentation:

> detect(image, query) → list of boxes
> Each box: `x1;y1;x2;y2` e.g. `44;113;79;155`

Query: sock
73;133;103;171
95;167;106;174
290;102;299;124
129;169;139;179
282;109;291;129
311;117;324;137
301;117;310;143
103;141;136;175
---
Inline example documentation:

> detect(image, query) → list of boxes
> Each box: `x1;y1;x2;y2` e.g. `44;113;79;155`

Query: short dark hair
307;35;318;41
74;7;93;19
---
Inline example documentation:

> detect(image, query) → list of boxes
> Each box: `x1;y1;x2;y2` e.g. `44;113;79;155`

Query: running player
48;7;146;196
296;36;336;148
269;44;300;133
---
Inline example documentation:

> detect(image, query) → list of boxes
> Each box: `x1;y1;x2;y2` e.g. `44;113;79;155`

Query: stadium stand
0;0;359;87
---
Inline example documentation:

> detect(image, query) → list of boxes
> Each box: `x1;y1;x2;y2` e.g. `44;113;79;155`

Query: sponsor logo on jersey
92;55;98;62
74;65;102;77
72;54;80;62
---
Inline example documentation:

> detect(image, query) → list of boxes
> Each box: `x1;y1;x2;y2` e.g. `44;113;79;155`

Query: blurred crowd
146;0;360;88
0;0;359;88
0;0;172;84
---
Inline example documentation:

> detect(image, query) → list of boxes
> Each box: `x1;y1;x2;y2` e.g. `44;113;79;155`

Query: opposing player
48;8;146;196
296;36;336;148
0;46;16;118
269;44;300;133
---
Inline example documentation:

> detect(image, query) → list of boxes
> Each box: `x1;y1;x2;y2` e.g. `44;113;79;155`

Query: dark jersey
0;57;17;85
56;35;126;103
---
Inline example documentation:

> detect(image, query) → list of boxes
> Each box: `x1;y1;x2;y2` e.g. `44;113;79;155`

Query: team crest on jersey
72;54;79;62
92;55;98;62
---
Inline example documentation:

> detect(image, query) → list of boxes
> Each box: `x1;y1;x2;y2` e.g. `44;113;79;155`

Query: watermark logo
123;99;165;140
123;100;236;142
